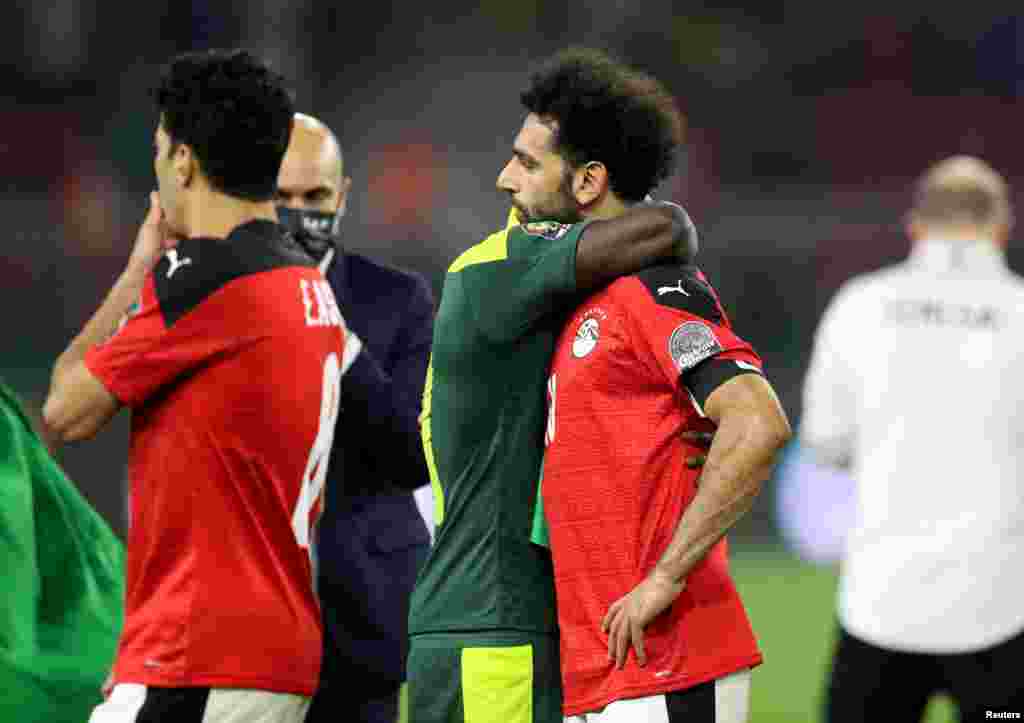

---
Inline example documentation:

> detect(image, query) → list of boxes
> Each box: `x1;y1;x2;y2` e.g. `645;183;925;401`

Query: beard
513;171;583;225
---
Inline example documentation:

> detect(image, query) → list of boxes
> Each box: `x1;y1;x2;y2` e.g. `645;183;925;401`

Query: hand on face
127;192;177;275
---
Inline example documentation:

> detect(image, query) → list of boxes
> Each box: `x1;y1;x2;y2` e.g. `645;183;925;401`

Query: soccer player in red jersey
519;50;793;722
43;50;346;722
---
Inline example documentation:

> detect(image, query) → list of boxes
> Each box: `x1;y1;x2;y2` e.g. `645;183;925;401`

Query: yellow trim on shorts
461;644;533;723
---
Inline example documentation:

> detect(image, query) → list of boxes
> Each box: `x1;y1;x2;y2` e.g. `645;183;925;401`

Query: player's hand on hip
601;567;684;669
127;191;177;276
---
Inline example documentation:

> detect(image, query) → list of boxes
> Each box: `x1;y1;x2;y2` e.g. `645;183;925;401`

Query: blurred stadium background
6;3;1022;720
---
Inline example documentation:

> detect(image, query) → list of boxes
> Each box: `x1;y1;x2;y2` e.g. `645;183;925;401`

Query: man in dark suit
277;113;433;723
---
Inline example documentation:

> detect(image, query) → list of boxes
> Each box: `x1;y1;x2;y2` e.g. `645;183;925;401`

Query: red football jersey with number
542;263;764;716
85;221;346;696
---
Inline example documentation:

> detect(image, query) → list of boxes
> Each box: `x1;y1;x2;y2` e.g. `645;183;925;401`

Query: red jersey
85;220;346;696
542;263;763;716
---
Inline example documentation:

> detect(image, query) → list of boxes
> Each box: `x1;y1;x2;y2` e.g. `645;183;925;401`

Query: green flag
0;382;125;722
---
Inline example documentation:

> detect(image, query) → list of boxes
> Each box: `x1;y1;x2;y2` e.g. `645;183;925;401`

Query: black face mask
277;207;339;262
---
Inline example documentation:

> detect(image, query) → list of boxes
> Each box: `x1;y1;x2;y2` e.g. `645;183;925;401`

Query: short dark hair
520;48;683;203
154;49;294;202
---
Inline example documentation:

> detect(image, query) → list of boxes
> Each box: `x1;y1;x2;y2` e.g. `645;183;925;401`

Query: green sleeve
464;220;590;343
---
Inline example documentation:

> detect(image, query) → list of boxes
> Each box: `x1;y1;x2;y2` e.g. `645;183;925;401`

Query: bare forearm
575;203;697;290
44;266;144;441
53;266;147;381
45;193;169;441
655;411;787;583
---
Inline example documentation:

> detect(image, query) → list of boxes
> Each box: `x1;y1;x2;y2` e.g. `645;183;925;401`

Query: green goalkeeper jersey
409;217;590;636
0;381;125;722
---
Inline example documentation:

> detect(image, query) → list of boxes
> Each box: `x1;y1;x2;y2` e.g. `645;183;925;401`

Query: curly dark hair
520;47;683;203
154;49;294;202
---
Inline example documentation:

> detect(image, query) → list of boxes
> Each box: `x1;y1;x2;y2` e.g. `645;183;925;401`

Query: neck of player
183;190;280;240
912;222;1008;249
581;193;629;222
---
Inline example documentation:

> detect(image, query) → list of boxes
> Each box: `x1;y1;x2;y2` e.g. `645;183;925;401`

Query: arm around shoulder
575;201;698;291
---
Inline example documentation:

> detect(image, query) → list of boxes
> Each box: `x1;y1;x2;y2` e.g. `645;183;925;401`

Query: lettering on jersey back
883;300;1003;330
300;279;344;328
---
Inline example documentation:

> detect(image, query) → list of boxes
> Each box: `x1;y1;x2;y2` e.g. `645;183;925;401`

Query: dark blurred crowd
4;2;1022;539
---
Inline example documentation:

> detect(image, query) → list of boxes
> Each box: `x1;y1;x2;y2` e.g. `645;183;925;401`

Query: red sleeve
84;273;243;408
617;268;763;412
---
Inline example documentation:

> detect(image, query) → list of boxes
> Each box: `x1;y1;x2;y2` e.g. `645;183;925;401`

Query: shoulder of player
447;219;586;274
820;266;902;323
618;263;724;323
512;220;583;244
153;224;316;327
1006;274;1024;308
1006;265;1024;286
447;226;511;273
851;263;905;292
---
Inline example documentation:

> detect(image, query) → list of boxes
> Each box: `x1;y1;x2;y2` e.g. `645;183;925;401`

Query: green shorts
407;631;562;723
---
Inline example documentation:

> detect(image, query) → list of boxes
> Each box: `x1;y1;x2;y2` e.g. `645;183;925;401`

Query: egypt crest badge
572;308;606;358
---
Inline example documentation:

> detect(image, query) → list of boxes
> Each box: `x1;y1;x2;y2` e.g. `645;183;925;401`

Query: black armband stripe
682;357;762;409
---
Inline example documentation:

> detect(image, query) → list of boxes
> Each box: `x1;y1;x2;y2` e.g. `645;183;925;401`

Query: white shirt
801;237;1024;653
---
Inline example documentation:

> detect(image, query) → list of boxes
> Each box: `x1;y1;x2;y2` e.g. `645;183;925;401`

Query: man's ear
174;143;196;189
336;176;353;217
573;161;609;206
904;212;922;244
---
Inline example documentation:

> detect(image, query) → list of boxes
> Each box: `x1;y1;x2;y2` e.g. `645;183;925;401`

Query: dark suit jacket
315;248;433;696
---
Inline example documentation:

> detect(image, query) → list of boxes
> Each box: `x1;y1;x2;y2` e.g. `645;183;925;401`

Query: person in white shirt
801;155;1024;722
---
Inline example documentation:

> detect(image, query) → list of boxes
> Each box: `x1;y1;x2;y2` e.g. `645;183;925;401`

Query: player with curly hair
44;49;346;722
527;49;791;723
407;48;707;723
